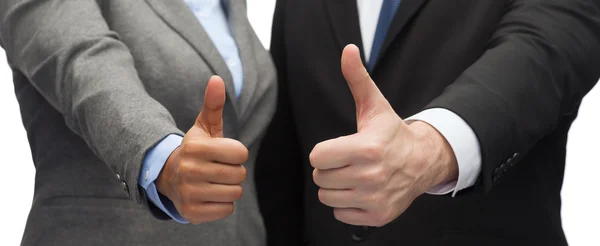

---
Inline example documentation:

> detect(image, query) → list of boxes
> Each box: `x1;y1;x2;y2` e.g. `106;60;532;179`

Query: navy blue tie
368;0;401;72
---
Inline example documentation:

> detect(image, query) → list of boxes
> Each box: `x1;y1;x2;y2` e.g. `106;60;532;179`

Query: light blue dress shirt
139;0;243;224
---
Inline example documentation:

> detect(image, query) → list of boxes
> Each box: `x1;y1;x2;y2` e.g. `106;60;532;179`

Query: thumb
195;75;226;138
341;44;389;126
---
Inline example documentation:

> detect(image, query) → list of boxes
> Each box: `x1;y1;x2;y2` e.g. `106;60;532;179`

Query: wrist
156;146;181;200
409;121;459;190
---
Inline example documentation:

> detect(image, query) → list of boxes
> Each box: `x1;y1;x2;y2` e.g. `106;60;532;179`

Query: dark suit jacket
256;0;600;245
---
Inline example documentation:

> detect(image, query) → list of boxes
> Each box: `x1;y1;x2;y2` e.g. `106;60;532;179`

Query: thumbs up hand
157;76;248;224
310;45;458;227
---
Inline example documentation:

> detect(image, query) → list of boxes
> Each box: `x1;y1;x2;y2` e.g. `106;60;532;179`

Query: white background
1;0;599;245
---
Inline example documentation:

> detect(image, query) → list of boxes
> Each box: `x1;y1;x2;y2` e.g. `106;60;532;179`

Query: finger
206;164;247;185
191;184;243;203
181;202;235;224
318;188;359;209
309;134;361;170
181;160;246;185
204;162;246;185
313;166;357;189
341;44;388;127
333;208;372;226
341;44;382;106
182;138;249;165
196;75;226;138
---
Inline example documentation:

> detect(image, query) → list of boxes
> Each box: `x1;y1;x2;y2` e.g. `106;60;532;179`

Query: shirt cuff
139;134;188;223
406;108;482;197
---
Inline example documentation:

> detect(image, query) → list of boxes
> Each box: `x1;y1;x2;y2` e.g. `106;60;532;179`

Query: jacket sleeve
426;0;600;193
0;0;184;203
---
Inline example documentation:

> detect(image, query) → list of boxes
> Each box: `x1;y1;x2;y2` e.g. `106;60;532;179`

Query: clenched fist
310;45;458;227
157;76;248;224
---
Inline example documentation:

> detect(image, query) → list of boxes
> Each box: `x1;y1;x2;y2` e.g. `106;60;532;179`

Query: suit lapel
144;0;238;110
324;0;366;62
225;0;257;119
376;0;428;68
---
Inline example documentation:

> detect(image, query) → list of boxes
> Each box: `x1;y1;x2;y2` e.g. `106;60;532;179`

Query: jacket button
121;182;128;191
351;226;369;242
351;233;364;242
116;173;121;180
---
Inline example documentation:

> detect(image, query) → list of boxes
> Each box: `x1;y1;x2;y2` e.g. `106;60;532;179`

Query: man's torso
263;0;570;245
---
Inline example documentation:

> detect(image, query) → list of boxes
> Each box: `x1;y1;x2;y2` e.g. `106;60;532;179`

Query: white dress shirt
356;0;482;196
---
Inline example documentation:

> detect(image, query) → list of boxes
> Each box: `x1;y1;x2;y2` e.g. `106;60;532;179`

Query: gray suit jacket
0;0;276;245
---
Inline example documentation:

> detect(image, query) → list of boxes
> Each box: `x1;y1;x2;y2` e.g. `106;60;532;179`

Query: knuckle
359;171;381;185
317;189;326;204
309;142;329;169
362;192;379;207
238;165;247;183
219;165;245;184
332;209;344;222
196;141;211;154
360;141;385;162
187;213;207;225
179;143;195;156
332;209;351;225
182;192;196;205
180;141;211;158
238;144;249;163
227;139;249;163
358;171;372;184
372;170;388;186
179;204;194;219
226;204;235;215
181;164;206;182
309;150;319;168
360;168;388;187
178;184;195;203
372;210;393;227
211;165;227;181
372;220;386;228
221;203;235;217
176;180;189;193
179;143;190;156
192;165;208;179
312;169;321;186
367;211;386;227
177;160;193;174
317;189;332;206
231;186;243;201
211;125;224;136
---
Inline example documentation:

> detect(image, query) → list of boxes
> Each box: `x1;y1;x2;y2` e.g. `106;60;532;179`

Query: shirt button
198;10;211;18
226;59;238;67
